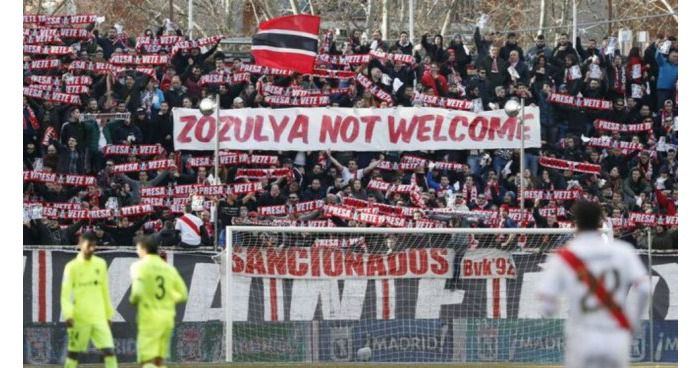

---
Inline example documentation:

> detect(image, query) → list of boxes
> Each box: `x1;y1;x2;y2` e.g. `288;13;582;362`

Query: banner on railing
172;107;541;151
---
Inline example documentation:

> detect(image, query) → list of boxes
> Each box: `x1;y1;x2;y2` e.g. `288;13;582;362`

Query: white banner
172;107;541;151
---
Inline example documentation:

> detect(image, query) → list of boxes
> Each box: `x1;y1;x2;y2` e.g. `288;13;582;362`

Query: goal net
221;226;578;364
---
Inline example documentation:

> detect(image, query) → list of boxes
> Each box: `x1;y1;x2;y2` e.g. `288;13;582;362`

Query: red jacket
420;71;448;96
655;189;677;215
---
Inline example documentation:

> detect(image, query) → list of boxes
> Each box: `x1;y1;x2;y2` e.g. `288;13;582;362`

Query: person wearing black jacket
60;107;87;149
156;220;180;247
473;27;494;62
93;225;116;246
498;32;524;61
576;37;603;66
170;40;220;75
302;179;326;201
551;33;577;68
112;73;149;113
643;34;663;110
94;27;127;59
24;143;40;171
152;101;174;151
31;219;86;245
33;182;81;203
257;184;287;207
56;136;86;174
164;76;188;108
506;50;529;87
103;216;148;246
110;117;144;145
448;34;471;79
217;194;242;229
389;31;414;55
477;46;507;87
421;33;448;64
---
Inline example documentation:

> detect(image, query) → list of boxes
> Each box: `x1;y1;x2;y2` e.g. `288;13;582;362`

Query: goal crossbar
225;225;578;235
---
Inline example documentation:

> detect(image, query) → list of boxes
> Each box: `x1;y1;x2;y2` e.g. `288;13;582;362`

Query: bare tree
25;0;675;48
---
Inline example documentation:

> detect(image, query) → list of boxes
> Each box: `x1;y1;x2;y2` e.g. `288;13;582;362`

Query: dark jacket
156;228;181;247
94;36;127;59
113;74;148;113
421;34;448;63
84;120;113;154
56;142;86;174
32;219;86;245
448;40;471;77
477;56;508;87
499;42;524;62
389;41;413;55
103;217;148;246
473;27;492;61
60;121;88;149
152;111;174;151
109;120;143;145
164;86;189;108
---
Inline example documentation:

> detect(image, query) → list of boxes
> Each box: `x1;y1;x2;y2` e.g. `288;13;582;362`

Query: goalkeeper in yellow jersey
130;235;188;367
60;232;118;368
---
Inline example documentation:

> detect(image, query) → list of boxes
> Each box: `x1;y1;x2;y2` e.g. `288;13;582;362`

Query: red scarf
24;106;40;130
613;64;626;95
462;184;478;203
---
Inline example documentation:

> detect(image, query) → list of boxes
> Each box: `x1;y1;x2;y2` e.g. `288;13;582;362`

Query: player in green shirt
60;232;118;368
130;235;188;367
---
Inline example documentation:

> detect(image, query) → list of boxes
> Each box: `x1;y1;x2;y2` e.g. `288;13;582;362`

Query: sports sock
64;358;78;368
104;355;117;368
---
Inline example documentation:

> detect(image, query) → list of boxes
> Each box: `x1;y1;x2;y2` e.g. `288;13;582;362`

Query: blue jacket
656;50;678;90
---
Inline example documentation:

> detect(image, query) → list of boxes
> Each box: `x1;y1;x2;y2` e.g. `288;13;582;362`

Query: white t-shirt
538;231;647;331
175;213;203;246
341;166;364;185
98;126;108;150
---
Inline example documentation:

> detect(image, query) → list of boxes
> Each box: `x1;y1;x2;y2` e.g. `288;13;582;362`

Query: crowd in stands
22;15;678;250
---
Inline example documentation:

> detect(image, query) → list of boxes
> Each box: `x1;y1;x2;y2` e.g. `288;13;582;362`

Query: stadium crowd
22;16;678;250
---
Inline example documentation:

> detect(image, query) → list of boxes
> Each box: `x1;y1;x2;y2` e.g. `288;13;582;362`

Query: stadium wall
22;248;678;364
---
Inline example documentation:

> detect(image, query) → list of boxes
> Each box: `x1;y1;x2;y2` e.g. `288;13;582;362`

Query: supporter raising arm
103;216;148;246
118;169;171;202
326;150;384;185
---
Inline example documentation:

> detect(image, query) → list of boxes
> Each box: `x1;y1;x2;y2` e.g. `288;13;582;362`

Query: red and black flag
251;14;321;74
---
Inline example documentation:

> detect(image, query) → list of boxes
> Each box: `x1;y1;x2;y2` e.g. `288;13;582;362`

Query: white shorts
565;328;631;368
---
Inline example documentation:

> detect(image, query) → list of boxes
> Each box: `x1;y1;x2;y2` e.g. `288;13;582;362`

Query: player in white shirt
538;201;650;368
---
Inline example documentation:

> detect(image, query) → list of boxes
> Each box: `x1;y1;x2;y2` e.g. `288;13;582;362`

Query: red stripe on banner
270;278;278;321
258;14;321;35
382;279;390;320
492;279;500;319
251;49;317;74
38;250;46;322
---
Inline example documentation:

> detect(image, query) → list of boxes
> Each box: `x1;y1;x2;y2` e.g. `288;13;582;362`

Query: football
356;347;372;361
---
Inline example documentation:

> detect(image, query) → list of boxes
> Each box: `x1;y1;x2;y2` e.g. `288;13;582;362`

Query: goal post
222;225;580;364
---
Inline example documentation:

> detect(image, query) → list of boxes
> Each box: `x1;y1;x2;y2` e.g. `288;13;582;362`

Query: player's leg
90;320;118;368
65;323;90;368
566;329;629;368
155;324;174;367
137;327;163;367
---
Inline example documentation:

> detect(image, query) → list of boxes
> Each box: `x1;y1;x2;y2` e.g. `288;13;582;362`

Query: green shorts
67;320;114;352
137;325;174;363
